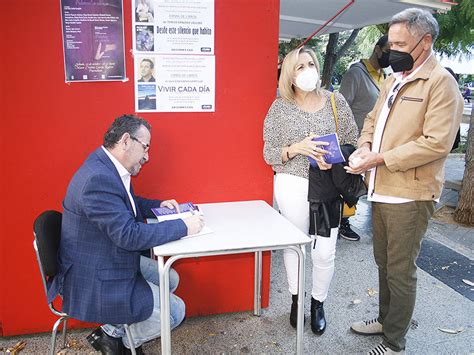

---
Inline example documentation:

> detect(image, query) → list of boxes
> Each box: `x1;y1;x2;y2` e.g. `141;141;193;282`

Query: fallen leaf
6;341;26;354
367;288;378;297
208;333;217;336
352;299;362;304
462;279;474;286
438;327;464;334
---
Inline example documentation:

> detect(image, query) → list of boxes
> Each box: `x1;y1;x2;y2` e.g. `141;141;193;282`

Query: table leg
254;251;262;316
158;256;171;355
288;245;305;355
297;245;306;355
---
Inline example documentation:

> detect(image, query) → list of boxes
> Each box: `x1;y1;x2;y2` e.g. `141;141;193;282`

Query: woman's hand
289;134;332;169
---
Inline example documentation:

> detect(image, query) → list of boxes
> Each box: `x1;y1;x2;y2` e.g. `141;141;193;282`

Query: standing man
138;58;155;82
48;115;204;354
338;34;390;242
346;8;463;355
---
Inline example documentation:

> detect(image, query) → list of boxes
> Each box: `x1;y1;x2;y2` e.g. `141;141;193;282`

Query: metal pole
254;251;262;316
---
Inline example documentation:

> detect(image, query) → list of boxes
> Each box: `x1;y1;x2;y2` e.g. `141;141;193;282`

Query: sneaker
351;318;384;335
339;218;361;241
367;343;405;355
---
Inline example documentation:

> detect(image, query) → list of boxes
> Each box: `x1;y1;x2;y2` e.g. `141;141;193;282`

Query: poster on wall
132;0;215;112
61;0;126;82
135;55;214;112
133;0;214;54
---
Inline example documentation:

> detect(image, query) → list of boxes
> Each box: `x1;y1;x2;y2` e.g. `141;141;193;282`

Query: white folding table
152;200;311;354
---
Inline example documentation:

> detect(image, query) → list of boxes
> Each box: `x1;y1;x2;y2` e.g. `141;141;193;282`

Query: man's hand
183;215;205;235
345;146;384;174
160;199;180;212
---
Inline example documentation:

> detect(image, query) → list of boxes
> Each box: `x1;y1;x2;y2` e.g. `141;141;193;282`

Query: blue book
308;133;346;167
151;202;200;222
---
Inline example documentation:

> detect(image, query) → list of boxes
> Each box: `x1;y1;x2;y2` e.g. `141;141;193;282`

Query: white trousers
274;173;339;302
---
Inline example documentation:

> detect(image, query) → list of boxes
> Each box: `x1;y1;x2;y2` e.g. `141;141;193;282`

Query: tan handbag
330;93;356;218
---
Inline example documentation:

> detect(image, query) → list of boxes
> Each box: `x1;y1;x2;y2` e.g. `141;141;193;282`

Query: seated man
47;114;204;354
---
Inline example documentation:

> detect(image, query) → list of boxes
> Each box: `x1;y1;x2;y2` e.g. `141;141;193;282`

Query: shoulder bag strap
330;92;339;134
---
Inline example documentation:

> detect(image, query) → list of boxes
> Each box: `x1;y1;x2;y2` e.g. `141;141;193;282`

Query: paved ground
1;155;472;354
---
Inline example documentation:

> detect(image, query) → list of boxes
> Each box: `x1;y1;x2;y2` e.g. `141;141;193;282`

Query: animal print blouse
263;90;358;180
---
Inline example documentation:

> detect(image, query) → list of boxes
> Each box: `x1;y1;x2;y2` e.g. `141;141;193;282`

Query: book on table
150;202;213;238
308;133;346;167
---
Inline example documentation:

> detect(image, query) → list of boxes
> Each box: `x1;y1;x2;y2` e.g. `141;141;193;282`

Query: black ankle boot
290;294;298;328
290;294;306;328
311;297;326;335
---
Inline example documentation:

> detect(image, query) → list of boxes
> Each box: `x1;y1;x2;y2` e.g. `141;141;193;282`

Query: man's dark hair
376;34;388;48
141;58;154;69
103;114;151;148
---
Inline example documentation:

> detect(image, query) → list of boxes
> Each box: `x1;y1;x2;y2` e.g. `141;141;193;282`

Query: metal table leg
288;245;305;355
158;256;171;355
254;251;262;316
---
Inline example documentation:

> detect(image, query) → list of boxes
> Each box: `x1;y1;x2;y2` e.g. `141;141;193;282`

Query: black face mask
377;50;390;69
389;35;426;72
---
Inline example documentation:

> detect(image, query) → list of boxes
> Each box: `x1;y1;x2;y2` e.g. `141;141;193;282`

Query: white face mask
294;68;320;92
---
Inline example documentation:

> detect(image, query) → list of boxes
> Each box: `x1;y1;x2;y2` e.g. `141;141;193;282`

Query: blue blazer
48;147;187;324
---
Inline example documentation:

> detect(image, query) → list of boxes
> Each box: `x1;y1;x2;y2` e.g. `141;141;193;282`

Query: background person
48;115;204;353
263;47;358;335
346;9;463;355
338;34;390;242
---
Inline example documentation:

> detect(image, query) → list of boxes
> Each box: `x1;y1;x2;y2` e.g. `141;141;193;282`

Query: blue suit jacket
48;147;187;324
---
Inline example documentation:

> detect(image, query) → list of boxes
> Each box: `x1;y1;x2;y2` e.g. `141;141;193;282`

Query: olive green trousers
372;201;435;352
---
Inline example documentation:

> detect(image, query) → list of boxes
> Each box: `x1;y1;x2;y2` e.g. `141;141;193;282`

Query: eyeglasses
130;136;150;152
388;82;401;109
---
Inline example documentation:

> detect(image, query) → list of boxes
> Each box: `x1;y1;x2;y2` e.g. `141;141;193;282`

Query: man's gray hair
390;8;439;42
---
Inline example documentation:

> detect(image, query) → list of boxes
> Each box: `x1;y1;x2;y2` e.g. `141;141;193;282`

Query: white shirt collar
101;146;130;180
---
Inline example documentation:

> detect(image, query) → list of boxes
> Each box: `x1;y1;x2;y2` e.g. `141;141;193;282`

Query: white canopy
438;52;474;74
280;0;456;39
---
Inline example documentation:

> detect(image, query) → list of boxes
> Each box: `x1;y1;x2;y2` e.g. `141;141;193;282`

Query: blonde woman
263;47;358;334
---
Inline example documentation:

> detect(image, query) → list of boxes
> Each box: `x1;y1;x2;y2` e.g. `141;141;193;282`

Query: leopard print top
263;90;358;179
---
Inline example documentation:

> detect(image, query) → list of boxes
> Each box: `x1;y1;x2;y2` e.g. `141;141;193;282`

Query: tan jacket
358;55;463;200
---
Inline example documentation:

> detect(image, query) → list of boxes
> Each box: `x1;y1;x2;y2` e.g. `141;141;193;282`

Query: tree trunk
454;107;473;225
321;29;360;89
321;33;339;89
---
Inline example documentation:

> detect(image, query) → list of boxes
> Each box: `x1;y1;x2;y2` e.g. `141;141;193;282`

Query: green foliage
355;26;386;57
434;0;474;57
320;30;363;83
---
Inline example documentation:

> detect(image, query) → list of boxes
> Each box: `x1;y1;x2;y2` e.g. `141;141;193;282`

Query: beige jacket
358;55;463;200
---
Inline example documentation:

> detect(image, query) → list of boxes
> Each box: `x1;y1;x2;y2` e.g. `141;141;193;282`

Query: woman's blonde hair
278;47;321;102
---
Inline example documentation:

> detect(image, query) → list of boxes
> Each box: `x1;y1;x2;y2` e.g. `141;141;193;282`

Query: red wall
0;0;279;336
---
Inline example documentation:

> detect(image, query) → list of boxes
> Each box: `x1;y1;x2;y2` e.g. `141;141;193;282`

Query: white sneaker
351;318;384;335
367;343;405;355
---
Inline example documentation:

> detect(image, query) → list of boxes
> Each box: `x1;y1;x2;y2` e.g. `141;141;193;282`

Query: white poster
135;55;215;112
132;0;215;112
132;0;214;54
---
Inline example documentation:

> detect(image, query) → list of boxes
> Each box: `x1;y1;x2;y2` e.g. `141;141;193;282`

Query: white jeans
274;173;339;302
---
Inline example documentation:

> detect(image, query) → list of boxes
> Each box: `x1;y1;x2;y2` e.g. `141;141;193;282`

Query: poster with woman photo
135;0;154;22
